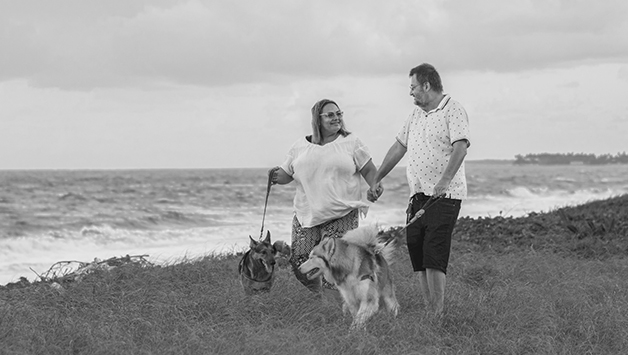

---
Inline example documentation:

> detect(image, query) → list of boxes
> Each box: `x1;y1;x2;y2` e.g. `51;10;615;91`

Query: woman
269;99;378;292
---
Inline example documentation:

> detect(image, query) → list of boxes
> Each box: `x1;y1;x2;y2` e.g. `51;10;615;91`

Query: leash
402;195;443;230
259;167;279;240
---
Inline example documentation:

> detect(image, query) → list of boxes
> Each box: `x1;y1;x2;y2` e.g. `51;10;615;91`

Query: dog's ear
249;236;257;248
263;230;271;244
321;237;335;257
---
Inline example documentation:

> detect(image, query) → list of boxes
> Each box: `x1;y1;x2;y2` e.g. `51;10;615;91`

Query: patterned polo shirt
396;94;471;200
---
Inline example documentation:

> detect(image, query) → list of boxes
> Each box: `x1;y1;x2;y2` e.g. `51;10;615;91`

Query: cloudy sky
1;0;627;169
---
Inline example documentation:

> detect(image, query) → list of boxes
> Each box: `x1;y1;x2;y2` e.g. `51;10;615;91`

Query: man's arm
367;140;407;202
374;140;407;184
433;140;468;196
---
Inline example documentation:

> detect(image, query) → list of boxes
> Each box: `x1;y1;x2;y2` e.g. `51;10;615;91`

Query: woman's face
319;103;343;135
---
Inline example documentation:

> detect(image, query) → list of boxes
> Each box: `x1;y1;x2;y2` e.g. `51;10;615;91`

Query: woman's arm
269;166;293;185
359;159;378;188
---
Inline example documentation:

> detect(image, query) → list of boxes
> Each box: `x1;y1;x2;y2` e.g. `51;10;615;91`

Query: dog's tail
342;225;402;264
342;225;380;247
375;228;404;265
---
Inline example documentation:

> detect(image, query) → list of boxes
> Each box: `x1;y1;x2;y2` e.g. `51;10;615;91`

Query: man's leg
406;194;431;309
426;268;446;315
417;271;431;308
421;198;460;315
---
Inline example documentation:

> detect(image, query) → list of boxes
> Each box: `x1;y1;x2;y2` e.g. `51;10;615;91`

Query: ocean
2;161;628;285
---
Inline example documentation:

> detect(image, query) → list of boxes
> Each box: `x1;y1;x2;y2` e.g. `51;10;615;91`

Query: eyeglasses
409;84;421;91
320;111;344;119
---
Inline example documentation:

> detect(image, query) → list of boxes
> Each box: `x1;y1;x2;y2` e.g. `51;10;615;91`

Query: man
368;63;470;315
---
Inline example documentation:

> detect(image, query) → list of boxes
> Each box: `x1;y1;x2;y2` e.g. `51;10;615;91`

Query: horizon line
0;159;516;171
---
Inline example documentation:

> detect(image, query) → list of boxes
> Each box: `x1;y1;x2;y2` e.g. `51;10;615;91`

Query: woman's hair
310;99;351;145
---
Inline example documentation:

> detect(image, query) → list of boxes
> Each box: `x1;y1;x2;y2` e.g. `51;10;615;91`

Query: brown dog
238;231;290;295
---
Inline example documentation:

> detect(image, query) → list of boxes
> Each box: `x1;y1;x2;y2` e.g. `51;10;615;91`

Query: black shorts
405;193;461;274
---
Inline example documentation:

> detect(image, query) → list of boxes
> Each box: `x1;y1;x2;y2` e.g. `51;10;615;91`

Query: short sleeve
395;110;415;148
353;136;372;170
280;142;298;176
447;101;471;148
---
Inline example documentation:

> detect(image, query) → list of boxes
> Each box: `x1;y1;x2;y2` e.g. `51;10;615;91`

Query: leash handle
403;195;442;229
260;167;279;240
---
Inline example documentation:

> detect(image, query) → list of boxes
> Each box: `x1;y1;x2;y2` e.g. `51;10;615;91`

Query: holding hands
367;182;384;202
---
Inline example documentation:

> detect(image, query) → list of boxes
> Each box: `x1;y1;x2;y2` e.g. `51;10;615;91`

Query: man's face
409;75;429;109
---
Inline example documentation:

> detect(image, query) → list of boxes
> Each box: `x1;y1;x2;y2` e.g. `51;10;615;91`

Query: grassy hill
1;195;628;354
454;194;628;258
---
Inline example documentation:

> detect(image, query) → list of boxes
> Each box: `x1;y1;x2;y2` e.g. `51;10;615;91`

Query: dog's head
248;231;278;274
248;231;291;274
298;237;336;280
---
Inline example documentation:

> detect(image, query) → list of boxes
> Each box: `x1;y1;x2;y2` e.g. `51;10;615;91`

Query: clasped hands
367;182;384;202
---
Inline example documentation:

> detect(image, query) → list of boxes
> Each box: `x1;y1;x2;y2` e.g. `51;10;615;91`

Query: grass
2;195;628;354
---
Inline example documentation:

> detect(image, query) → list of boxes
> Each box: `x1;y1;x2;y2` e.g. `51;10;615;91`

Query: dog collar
241;270;273;283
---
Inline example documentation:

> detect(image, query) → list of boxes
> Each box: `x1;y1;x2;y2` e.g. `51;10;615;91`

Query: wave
464;186;627;218
58;192;88;201
554;177;577;183
3;163;627;285
506;186;542;198
0;221;294;285
498;186;624;200
2;187;627;286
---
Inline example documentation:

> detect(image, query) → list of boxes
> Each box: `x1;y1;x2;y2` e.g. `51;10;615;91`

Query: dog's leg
342;302;350;316
383;294;400;317
350;300;379;330
382;285;400;317
338;289;357;317
341;288;360;313
350;282;379;330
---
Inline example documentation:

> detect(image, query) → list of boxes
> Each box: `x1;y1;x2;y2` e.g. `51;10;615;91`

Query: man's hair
310;99;350;145
409;63;443;93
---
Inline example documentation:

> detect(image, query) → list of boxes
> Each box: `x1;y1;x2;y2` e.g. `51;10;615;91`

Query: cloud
1;0;627;90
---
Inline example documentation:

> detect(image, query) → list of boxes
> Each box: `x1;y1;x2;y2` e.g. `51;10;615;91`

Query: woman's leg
289;210;360;292
319;209;360;289
289;215;323;293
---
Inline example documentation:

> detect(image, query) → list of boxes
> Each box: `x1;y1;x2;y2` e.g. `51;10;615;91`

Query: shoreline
3;193;627;289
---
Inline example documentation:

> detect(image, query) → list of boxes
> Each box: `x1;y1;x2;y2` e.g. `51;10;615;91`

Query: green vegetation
2;195;628;354
514;152;628;165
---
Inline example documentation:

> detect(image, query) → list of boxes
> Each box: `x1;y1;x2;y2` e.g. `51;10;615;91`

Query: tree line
514;152;628;165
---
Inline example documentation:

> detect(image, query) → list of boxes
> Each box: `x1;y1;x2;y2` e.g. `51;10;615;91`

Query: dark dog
238;231;290;295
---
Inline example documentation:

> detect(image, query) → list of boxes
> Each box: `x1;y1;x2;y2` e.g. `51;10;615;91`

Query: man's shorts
405;193;461;274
